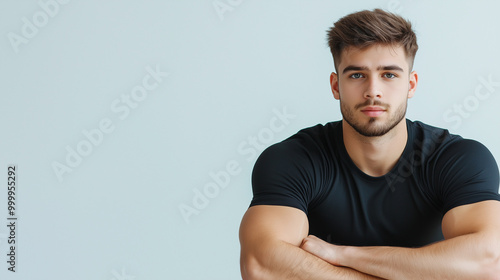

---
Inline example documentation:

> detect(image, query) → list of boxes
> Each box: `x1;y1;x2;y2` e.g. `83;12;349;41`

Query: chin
347;117;403;137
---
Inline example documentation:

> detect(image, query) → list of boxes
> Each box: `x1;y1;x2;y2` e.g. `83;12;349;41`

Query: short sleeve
249;139;319;214
432;139;500;214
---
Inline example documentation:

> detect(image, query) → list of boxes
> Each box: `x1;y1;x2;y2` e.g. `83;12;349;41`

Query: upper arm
436;140;500;239
239;205;309;277
240;205;309;250
442;200;500;239
431;139;499;214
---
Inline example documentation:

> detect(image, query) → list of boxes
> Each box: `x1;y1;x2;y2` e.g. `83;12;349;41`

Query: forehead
338;44;410;72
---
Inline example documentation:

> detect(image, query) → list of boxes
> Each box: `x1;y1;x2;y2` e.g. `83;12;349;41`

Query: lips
361;106;386;117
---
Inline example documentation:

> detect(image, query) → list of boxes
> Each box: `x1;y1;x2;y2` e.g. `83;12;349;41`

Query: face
331;44;418;137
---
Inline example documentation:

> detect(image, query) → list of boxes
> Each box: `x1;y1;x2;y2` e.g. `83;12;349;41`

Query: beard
340;98;407;137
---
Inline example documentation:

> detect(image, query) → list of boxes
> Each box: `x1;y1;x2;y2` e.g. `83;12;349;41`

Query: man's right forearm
241;240;384;280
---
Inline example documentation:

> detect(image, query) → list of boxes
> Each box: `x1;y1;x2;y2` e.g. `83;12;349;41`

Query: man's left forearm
301;233;500;280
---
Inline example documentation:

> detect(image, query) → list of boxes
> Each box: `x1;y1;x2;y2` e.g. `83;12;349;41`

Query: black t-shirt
250;119;500;247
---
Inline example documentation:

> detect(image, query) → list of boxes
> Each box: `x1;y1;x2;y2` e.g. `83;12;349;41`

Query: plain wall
0;0;499;279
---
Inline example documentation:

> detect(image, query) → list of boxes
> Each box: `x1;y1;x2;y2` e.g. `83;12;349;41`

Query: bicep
239;205;310;279
240;205;309;251
442;200;500;239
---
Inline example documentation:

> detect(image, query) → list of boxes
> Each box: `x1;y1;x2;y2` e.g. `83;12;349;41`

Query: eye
350;73;364;79
383;73;397;79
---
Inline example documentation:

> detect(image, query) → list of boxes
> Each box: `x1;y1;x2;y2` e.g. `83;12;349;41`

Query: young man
239;9;500;280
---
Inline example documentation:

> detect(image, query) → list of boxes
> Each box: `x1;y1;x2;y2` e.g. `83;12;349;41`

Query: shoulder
408;119;497;170
257;121;341;164
252;121;342;191
411;121;491;160
434;137;500;213
250;122;342;212
410;120;500;212
408;120;470;161
286;121;341;147
409;120;459;147
434;137;498;178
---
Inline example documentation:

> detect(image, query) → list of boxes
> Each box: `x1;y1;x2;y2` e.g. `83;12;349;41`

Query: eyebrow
342;65;404;74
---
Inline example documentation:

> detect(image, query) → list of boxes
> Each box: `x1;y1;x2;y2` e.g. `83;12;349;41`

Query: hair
327;9;418;71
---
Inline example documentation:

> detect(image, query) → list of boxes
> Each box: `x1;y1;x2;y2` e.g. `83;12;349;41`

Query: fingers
300;235;341;266
301;236;330;258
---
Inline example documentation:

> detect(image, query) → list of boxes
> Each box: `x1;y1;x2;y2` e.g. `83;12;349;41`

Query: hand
300;235;344;266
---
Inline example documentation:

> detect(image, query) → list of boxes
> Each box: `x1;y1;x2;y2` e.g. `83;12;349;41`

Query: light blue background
1;0;499;279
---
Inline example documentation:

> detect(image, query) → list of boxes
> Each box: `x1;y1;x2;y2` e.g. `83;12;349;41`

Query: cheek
396;79;411;92
384;82;410;99
389;91;410;107
338;82;361;98
340;80;359;91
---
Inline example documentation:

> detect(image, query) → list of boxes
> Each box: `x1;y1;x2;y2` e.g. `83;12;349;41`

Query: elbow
482;263;500;280
484;257;500;280
479;244;500;280
240;254;267;280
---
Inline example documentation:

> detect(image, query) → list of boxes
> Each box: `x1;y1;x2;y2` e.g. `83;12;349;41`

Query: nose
364;76;382;99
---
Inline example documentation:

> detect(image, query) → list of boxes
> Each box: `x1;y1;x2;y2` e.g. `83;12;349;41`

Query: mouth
360;106;386;117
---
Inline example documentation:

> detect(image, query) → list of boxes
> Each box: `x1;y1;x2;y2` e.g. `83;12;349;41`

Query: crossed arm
239;205;383;279
239;200;500;280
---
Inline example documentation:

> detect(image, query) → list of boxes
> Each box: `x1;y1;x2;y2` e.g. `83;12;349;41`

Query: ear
408;71;418;99
330;72;340;100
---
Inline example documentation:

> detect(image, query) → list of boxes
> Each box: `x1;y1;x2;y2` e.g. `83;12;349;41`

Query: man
239;9;500;280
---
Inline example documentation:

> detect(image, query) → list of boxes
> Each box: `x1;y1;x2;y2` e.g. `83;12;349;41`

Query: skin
330;44;417;176
300;200;500;279
240;205;383;279
239;43;500;280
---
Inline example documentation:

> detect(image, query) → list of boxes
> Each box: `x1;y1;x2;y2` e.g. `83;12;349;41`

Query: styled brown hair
327;9;418;71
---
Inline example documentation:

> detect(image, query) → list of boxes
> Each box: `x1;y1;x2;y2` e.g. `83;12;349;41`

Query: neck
342;119;408;177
